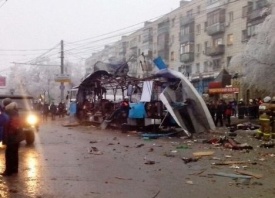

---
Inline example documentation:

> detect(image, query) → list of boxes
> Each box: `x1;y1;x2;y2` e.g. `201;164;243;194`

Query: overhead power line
0;0;7;10
12;62;60;67
18;0;261;65
26;43;60;64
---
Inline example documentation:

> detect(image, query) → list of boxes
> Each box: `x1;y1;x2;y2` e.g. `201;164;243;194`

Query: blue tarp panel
153;57;168;70
129;103;146;119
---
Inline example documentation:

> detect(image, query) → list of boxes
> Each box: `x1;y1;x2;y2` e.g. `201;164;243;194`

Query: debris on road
88;146;103;155
260;141;275;148
235;170;263;179
176;144;190;149
144;160;156;165
163;152;175;158
115;177;133;180
182;157;199;164
193;151;214;157
203;136;253;150
136;143;145;148
186;180;194;185
212;160;257;165
210;172;252;185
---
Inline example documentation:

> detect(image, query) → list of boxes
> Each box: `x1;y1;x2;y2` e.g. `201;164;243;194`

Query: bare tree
229;2;275;95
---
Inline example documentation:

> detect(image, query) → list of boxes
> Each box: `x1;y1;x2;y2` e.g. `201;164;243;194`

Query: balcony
180;52;194;63
207;23;225;36
205;45;225;56
206;0;225;10
119;48;126;55
158;26;169;34
180;34;194;43
180;15;195;26
247;8;268;22
142;35;153;43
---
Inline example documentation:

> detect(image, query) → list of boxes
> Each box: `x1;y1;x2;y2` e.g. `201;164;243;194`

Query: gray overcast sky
0;0;182;73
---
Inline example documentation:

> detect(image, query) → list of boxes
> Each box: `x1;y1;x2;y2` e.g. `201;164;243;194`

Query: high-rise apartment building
85;0;271;98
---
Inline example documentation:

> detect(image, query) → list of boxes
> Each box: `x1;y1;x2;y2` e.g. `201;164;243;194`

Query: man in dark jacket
0;106;9;144
1;98;21;176
50;102;57;120
215;100;224;127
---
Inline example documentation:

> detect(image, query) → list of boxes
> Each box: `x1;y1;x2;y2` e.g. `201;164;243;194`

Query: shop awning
208;87;239;94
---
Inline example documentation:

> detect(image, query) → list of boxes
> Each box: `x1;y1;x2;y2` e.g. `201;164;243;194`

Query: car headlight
27;114;38;125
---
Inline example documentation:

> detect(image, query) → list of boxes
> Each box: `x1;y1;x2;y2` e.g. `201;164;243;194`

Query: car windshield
0;98;34;111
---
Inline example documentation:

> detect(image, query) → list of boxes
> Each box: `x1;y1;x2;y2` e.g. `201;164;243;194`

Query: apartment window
185;65;192;75
196;63;200;73
180;26;190;37
213;59;221;71
179;65;191;76
227;34;234;45
170;35;174;45
204;41;209;52
228;11;234;22
213;38;223;46
180;43;194;54
171;51;175;61
207;9;225;26
187;10;193;17
196;44;201;53
204;22;207;32
178;66;183;72
247;23;262;37
197;6;201;14
203;61;208;72
196;24;201;35
171;18;175;27
242;6;248;18
242;30;248;42
227;56;232;67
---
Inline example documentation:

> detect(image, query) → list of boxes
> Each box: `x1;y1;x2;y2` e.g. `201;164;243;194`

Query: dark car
0;95;40;145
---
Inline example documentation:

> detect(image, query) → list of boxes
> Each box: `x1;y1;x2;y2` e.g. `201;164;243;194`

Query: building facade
85;0;271;99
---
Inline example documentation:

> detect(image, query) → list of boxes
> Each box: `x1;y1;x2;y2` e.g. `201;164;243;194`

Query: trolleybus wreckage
66;58;215;138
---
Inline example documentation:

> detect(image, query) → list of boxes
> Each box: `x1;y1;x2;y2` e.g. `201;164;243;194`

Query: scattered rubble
193;151;214;157
182;157;199;164
203;136;253;150
144;160;155;165
88;146;103;155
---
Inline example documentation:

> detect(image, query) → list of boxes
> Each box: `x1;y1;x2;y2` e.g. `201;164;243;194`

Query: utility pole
60;40;65;101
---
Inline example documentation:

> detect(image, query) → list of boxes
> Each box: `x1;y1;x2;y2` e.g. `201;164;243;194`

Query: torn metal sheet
159;69;215;136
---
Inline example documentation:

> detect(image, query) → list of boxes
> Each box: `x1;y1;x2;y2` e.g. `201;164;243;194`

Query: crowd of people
34;101;67;121
207;98;263;127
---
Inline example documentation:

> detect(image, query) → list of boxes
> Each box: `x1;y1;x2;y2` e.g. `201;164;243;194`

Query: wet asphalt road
1;117;275;198
1;118;190;198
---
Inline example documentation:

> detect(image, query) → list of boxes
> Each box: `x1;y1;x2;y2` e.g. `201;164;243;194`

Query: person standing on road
0;106;9;144
207;101;216;121
50;102;57;121
1;98;22;176
42;102;49;121
225;104;232;126
69;100;77;123
215;100;224;127
57;101;66;118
